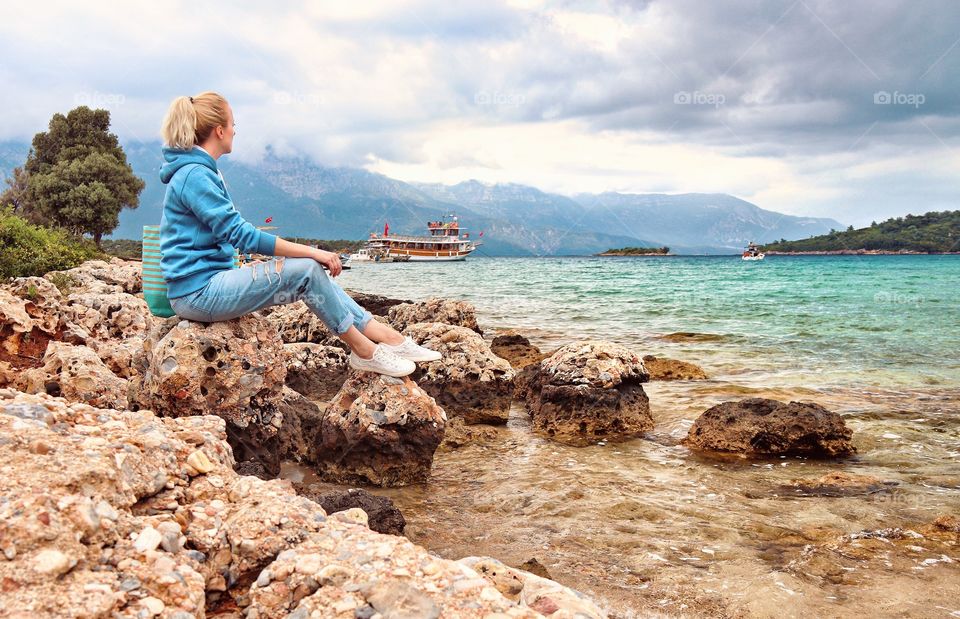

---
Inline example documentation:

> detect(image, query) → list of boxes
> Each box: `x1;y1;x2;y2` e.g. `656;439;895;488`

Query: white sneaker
380;336;443;362
348;345;416;377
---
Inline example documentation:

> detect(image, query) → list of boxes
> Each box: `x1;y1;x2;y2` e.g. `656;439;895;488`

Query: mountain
0;139;843;254
762;211;960;253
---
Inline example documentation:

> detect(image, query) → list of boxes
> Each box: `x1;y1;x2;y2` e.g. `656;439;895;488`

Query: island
597;246;671;256
762;210;960;254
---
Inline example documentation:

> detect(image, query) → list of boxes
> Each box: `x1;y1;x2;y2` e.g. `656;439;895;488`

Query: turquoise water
338;255;960;390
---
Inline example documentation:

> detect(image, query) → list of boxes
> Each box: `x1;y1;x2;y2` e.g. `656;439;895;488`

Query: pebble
134;526;163;553
140;596;165;616
2;544;16;560
255;568;272;588
33;549;75;576
186;449;215;474
295;553;323;575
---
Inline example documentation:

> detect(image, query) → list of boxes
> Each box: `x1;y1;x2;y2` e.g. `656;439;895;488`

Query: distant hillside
1;139;843;255
762;211;960;253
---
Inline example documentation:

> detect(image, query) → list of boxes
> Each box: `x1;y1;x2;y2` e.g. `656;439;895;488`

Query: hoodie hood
159;146;218;184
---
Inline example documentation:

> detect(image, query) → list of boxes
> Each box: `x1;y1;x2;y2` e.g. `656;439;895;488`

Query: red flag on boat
265;217;273;223
479;230;484;237
384;222;389;236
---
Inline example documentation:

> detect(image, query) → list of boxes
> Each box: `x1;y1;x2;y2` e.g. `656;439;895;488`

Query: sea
288;255;960;618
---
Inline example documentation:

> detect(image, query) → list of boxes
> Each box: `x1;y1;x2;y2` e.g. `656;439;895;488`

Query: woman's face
219;104;236;154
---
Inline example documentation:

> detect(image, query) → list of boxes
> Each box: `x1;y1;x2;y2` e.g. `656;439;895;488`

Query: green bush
0;205;102;280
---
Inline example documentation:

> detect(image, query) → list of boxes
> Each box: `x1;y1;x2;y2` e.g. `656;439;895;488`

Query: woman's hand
313;249;342;276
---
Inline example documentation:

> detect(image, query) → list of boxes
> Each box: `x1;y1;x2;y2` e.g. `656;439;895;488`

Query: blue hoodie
158;147;278;299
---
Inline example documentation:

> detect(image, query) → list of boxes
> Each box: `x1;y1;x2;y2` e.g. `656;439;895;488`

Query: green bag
141;225;241;318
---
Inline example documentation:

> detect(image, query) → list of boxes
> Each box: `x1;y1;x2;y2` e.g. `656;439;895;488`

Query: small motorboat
742;242;765;261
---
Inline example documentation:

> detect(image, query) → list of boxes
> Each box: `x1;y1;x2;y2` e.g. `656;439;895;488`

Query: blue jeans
168;257;373;335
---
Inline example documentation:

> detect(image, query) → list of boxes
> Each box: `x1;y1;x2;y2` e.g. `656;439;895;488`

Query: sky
0;0;958;226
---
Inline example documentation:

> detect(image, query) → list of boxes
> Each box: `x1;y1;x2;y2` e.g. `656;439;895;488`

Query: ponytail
161;92;229;149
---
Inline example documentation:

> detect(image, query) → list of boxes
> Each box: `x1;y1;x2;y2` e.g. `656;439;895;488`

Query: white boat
350;215;481;262
742;242;765;261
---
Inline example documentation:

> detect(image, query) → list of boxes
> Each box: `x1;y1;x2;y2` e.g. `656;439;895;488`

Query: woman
158;91;439;377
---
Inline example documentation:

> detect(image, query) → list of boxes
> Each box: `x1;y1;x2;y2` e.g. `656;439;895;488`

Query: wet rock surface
523;340;652;446
404;322;515;425
0;389;606;618
298;487;406;535
440;416;500;449
389;297;483;335
684;398;856;458
316;372;447;486
345;289;411;316
491;331;547;369
642;354;707;381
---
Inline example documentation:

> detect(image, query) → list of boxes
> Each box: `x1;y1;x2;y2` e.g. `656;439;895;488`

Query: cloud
0;0;957;224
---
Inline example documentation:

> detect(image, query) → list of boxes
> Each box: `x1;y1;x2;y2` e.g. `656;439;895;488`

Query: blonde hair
161;91;229;149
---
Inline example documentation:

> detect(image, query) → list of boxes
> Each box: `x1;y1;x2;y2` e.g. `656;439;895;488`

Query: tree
22;106;144;247
0;167;29;214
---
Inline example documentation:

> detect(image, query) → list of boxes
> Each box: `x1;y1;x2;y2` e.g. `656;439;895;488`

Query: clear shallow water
290;255;960;617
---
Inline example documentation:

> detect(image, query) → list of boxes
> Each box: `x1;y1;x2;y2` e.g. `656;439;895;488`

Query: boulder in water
642;354;707;381
523;340;652;446
683;398;856;457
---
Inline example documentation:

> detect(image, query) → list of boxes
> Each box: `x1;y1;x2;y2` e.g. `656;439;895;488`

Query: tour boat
742;242;765;261
351;215;481;262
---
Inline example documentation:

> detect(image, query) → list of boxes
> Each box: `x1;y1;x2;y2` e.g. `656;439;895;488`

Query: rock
317;372;446;486
403;322;515;425
459;556;604;617
256;301;338;345
60;290;154;342
519;557;552;580
0;388;603;617
15;341;128;409
683;398;856;457
0;287;63;369
133;527;163;553
523;341;652;446
132;315;287;476
641;354;707;381
43;257;143;295
490;331;546;369
298;487;406;535
3;276;65;335
276;387;325;465
345;290;411;316
33;549;75;576
658;332;726;343
388;298;483;335
283;342;349;400
440;416;499;449
780;471;894;497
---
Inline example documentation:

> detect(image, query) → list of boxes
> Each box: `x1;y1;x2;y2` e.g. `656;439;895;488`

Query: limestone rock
388;297;483;335
257;300;338;345
403;322;515;424
683;398;856;457
44;257;143;295
3;276;65;335
440;416;499;449
0;388;604;618
780;471;894;497
276;386;325;466
61;290;154;342
318;372;446;486
523;340;652;446
642;354;707;381
283;342;349;400
15;341;128;409
491;331;546;369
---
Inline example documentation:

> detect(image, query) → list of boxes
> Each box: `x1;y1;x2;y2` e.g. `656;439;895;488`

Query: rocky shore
4;257;951;617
